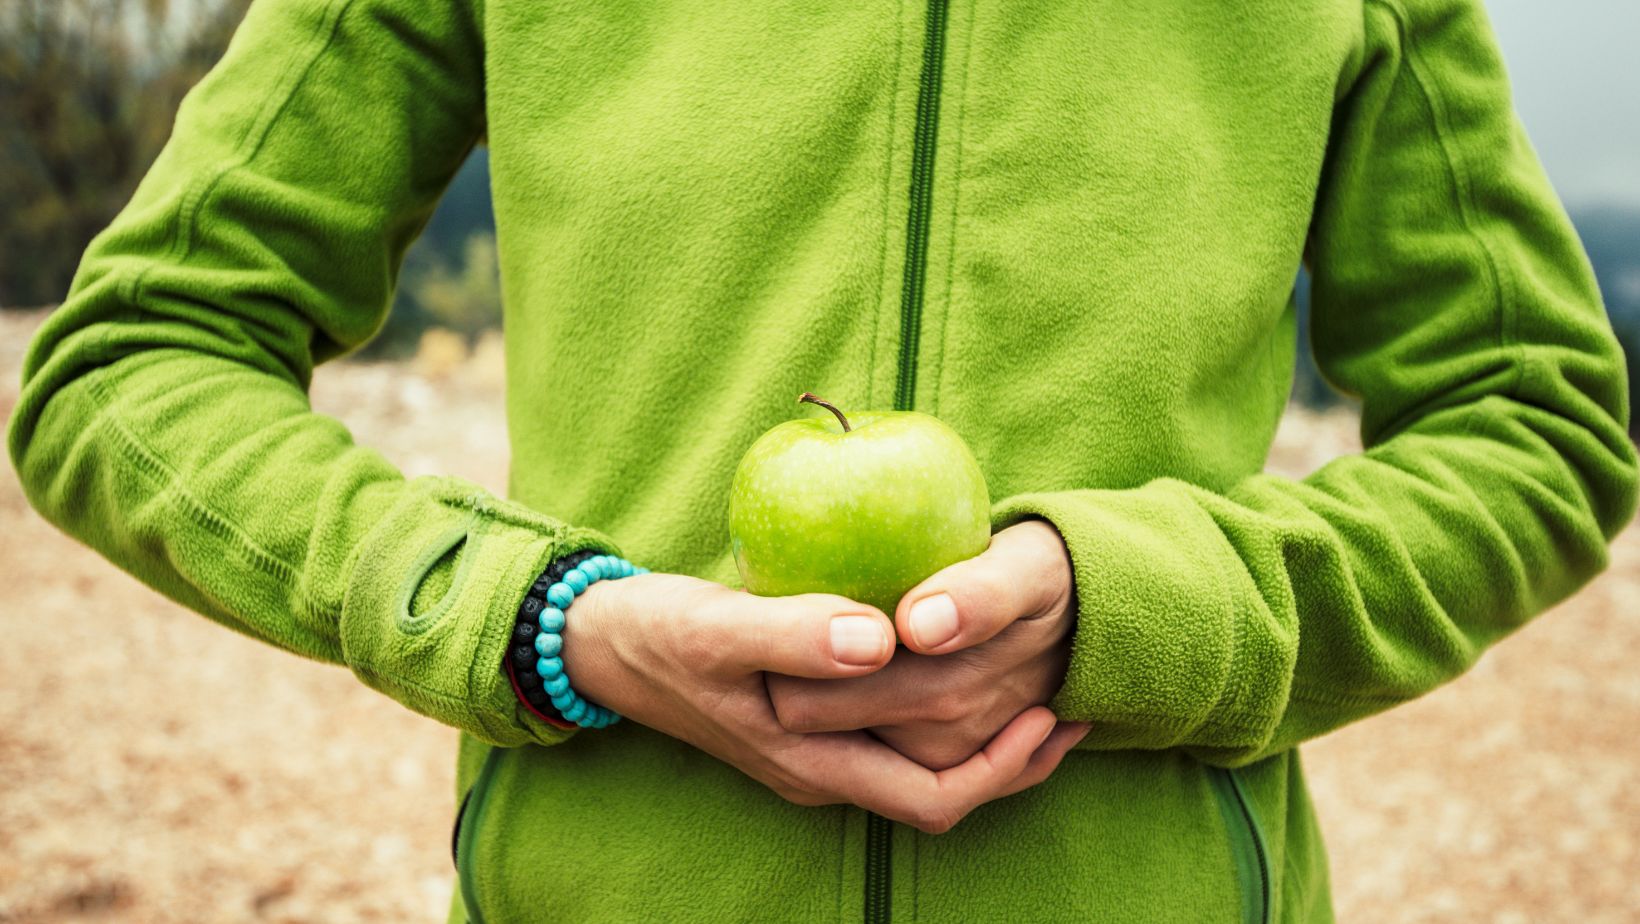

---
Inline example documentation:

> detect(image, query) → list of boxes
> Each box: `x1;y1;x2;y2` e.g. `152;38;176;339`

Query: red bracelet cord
505;655;578;730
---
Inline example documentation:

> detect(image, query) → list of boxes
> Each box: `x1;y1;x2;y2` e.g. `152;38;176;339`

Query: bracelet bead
546;583;574;609
540;631;565;655
538;607;566;633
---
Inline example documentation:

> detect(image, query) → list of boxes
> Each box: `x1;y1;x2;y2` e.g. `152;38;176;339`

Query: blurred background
2;0;1637;921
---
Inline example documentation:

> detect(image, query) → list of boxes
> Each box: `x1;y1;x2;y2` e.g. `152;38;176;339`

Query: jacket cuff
339;476;619;747
993;483;1283;752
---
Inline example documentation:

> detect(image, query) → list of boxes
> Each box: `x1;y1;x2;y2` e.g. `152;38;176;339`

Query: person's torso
462;2;1359;920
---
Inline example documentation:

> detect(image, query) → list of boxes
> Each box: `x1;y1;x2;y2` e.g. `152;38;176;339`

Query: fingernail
830;616;890;665
908;593;959;650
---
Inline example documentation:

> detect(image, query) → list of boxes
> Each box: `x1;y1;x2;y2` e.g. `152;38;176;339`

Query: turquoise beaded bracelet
523;553;644;729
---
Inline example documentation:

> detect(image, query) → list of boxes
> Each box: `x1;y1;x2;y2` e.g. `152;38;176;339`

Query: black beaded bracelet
506;549;603;722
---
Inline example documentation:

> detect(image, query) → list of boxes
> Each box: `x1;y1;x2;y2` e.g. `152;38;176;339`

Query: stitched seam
933;0;977;419
1371;0;1527;418
1092;710;1278;735
128;0;355;323
353;664;476;709
87;374;301;582
1287;686;1414;709
394;514;483;635
867;0;907;410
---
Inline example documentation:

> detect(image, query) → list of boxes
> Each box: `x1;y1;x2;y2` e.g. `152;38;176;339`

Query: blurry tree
0;0;252;308
411;233;502;343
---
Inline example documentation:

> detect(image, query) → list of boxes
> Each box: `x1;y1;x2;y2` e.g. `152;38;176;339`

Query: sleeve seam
1105;710;1277;731
1288;684;1411;710
127;0;361;384
135;0;357;259
1363;0;1528;438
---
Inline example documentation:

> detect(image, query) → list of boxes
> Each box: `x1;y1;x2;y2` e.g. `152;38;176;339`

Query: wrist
557;575;627;709
506;550;645;728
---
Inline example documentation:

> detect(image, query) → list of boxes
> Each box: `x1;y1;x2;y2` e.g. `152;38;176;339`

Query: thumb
895;520;1074;655
703;590;896;679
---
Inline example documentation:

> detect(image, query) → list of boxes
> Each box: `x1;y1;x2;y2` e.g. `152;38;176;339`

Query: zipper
451;790;471;869
869;0;952;920
864;813;894;923
454;747;505;924
1207;767;1272;924
893;0;952;413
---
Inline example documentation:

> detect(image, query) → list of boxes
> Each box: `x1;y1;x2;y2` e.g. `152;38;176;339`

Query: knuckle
924;692;970;725
686;603;749;672
914;806;961;835
968;683;1011;723
969;565;1016;617
676;628;728;672
771;692;822;733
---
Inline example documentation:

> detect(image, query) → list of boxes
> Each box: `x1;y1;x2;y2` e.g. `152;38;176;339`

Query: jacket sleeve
991;0;1637;766
6;0;607;748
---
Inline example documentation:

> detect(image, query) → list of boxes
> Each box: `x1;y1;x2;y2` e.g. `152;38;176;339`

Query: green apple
730;392;991;616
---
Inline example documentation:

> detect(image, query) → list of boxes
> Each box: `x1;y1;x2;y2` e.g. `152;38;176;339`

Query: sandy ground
1;309;1636;922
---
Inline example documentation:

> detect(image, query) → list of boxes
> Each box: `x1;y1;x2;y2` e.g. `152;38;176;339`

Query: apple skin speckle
729;408;991;617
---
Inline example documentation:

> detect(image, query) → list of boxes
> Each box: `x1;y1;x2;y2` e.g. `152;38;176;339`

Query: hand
767;520;1077;770
562;571;1086;833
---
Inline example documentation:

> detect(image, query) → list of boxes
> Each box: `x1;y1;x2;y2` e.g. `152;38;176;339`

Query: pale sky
1489;0;1640;209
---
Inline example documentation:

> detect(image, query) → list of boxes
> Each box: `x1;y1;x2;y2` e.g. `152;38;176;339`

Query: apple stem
797;392;853;432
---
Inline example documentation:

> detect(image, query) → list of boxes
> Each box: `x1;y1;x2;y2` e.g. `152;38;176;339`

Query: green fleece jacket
9;0;1635;920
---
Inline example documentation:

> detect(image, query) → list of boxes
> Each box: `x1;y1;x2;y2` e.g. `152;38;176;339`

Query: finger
896;521;1073;655
920;706;1059;810
995;721;1091;798
699;589;896;680
799;707;1060;834
768;650;954;733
